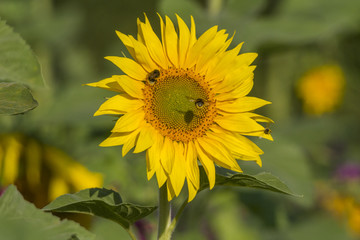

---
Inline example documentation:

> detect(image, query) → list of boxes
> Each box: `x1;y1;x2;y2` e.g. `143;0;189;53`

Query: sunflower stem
125;227;137;240
158;185;172;240
165;198;188;236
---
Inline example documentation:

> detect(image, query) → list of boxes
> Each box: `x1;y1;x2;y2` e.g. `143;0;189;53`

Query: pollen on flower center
143;67;217;142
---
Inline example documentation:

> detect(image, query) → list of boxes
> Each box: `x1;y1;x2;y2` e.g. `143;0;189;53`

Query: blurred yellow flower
322;190;360;237
297;65;345;115
88;14;272;202
0;134;103;206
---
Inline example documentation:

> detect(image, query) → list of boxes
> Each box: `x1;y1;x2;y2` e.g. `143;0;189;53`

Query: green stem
208;0;223;18
165;199;188;236
158;185;171;240
125;227;137;240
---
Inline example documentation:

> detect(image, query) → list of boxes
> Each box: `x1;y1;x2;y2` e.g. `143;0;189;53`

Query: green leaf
43;188;157;230
0;185;95;240
0;20;43;87
199;166;300;197
0;81;38;115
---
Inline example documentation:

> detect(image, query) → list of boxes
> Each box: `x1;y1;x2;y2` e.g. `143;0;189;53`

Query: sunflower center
143;68;217;142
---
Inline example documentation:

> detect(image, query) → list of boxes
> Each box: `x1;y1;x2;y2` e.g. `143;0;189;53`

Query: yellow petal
100;132;131;147
164;16;179;67
140;16;168;69
197;136;241;172
115;75;144;99
185;25;218;68
185;141;199;189
215;114;264;133
105;56;147;81
217;97;271;113
86;77;123;92
146;132;163;180
187;179;198;202
168;142;186;196
215;76;254;102
245;112;274;123
206;129;261;160
195;140;215;189
115;30;136;59
111;109;145;132
167;180;176;201
134;124;156;153
196;30;229;74
160;137;174;174
156;165;167;188
94;94;143;116
122;128;141;156
128;35;158;72
189;16;197;50
214;66;255;93
235;52;258;67
207;42;243;82
176;14;190;67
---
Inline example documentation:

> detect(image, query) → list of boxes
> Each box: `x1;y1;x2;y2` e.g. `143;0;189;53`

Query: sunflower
88;14;272;202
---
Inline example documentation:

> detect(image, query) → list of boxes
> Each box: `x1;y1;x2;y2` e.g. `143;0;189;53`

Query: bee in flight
147;69;160;85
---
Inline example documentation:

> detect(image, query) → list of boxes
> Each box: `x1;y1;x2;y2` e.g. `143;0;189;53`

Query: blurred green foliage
1;0;360;239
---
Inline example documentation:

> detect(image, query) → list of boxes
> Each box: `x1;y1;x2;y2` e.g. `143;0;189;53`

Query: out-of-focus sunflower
297;65;345;115
88;14;272;202
0;134;103;207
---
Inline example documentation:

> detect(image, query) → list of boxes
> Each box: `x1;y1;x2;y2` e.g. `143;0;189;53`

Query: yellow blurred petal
105;56;147;81
94;94;143;116
164;16;179;67
111;109;145;132
217;97;271;113
2;135;22;185
115;75;144;99
195;140;215;189
160;137;175;174
49;176;69;201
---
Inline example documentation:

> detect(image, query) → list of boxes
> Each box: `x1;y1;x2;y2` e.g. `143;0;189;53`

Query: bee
264;128;271;134
188;98;209;109
147;69;160;85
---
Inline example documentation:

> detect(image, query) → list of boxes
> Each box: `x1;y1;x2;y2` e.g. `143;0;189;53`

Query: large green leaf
199;166;299;197
0;20;43;86
43;188;157;230
0;82;38;115
0;185;95;240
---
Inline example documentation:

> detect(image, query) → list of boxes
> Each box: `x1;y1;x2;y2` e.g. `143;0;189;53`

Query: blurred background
1;0;360;239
